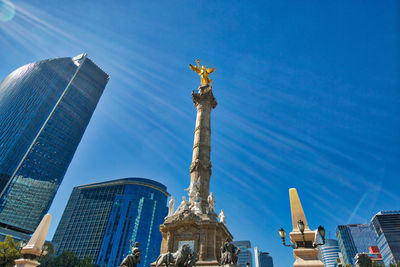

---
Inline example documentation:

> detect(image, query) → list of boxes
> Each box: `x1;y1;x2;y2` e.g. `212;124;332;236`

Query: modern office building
232;240;252;267
254;247;273;267
336;224;377;266
0;54;109;238
52;178;169;267
370;211;400;265
318;239;340;267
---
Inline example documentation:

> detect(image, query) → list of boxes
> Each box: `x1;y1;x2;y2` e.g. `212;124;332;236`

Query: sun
0;0;15;22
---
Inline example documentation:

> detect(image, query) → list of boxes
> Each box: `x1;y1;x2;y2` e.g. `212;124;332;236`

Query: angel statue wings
189;59;216;85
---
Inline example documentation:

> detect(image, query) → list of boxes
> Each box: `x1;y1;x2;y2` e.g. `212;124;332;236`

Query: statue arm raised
189;64;201;74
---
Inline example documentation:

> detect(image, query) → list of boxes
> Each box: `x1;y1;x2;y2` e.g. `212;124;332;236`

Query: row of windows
0;57;109;233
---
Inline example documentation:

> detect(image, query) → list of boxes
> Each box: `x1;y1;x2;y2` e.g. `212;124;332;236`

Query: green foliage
357;254;372;267
0;235;21;267
389;262;400;267
40;250;98;267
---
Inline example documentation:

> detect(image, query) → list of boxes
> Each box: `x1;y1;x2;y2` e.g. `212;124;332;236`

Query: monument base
290;230;324;267
220;265;240;267
14;259;40;267
157;210;232;266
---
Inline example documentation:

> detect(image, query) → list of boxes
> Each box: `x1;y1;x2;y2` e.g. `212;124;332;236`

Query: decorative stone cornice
192;85;217;108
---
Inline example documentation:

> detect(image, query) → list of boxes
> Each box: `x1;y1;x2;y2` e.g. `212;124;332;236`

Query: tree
357;254;372;267
40;250;98;267
0;235;21;267
39;241;55;266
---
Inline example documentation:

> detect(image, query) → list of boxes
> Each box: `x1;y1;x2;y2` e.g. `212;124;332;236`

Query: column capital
192;85;217;109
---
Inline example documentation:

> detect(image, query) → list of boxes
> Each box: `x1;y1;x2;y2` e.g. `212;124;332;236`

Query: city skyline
0;1;399;266
52;177;169;266
0;54;109;236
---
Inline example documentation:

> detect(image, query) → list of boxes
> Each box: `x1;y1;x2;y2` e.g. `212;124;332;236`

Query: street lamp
297;219;306;245
279;220;326;249
278;227;296;248
312;225;326;248
37;244;49;262
18;240;27;251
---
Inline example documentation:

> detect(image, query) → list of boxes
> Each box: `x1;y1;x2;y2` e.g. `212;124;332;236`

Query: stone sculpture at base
207;192;215;214
155;244;196;267
220;238;240;266
119;241;141;267
219;210;226;225
168;197;175;217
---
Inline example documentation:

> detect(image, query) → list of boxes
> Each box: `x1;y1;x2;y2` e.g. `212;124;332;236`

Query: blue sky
0;0;399;266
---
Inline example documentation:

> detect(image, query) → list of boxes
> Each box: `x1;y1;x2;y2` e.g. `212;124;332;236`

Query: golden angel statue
189;59;216;85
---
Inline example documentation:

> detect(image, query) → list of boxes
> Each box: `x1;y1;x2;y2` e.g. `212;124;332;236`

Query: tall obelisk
156;60;232;267
289;189;324;267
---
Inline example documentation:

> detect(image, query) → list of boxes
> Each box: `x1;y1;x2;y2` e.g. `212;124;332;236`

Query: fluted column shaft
190;85;217;210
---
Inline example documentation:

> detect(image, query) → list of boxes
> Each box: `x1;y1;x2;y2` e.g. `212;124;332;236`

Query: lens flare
0;0;15;22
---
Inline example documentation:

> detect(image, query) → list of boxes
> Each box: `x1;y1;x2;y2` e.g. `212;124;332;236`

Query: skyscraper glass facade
232;240;252;267
336;224;377;265
52;178;169;266
0;54;108;234
254;247;273;267
371;211;400;265
318;239;340;267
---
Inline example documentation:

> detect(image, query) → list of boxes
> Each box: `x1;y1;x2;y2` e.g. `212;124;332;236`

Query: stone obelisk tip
289;188;309;231
21;214;52;256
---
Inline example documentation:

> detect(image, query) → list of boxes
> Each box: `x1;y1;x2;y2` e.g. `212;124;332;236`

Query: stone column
14;214;52;267
190;84;217;210
289;189;324;267
199;229;207;261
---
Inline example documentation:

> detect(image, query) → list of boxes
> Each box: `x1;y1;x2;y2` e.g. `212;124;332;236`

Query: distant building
318;239;340;267
254;247;273;267
370;211;400;265
336;224;377;265
52;178;169;266
0;54;109;239
232;240;252;267
354;246;384;266
336;252;345;267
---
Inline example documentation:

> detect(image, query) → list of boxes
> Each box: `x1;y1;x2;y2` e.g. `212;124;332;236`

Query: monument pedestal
159;211;232;266
220;265;241;267
14;259;40;267
290;231;324;267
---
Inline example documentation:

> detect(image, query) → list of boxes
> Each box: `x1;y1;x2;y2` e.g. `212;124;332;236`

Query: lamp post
280;188;325;267
279;220;326;249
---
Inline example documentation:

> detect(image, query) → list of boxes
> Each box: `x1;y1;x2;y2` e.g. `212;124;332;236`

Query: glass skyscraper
336;224;377;265
232;240;252;267
52;178;169;267
371;211;400;265
254;247;273;267
0;54;109;236
318;239;340;267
